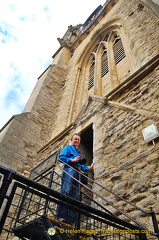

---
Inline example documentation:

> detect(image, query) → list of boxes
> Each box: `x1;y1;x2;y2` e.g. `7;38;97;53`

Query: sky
0;0;104;129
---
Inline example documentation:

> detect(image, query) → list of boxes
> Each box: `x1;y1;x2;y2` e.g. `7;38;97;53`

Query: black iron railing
0;152;159;240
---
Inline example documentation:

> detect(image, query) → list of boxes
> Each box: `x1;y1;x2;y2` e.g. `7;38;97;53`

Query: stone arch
70;16;135;122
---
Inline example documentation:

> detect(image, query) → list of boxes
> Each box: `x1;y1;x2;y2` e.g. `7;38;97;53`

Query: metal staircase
0;151;159;240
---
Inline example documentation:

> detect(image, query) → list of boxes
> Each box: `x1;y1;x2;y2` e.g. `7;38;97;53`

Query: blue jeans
56;166;80;225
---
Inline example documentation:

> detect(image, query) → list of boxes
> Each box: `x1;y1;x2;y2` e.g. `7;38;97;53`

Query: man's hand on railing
88;163;94;171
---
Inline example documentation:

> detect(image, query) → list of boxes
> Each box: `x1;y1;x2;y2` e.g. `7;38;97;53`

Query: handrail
55;160;159;236
55;162;147;229
0;165;148;232
53;164;116;217
0;164;158;239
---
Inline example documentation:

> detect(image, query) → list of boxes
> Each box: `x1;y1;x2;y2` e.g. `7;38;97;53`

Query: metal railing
54;160;159;238
0;152;158;240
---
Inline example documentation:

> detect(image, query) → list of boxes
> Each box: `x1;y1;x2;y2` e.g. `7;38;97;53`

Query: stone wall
34;63;159;234
0;112;43;174
0;47;70;174
92;66;159;229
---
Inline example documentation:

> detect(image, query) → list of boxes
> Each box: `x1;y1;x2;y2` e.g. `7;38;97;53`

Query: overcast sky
0;0;104;129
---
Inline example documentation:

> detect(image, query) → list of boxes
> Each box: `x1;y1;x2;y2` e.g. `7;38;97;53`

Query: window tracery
87;31;127;93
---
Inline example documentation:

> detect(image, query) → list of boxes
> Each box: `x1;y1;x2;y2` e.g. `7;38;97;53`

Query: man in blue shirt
56;133;94;225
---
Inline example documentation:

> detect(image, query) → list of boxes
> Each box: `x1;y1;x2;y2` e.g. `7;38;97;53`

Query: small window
101;46;109;77
113;35;126;64
88;57;95;90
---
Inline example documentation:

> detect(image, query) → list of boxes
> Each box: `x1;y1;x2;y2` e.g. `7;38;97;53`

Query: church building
0;0;159;238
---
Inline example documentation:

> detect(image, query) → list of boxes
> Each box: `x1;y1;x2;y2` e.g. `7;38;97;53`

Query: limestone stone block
130;193;148;203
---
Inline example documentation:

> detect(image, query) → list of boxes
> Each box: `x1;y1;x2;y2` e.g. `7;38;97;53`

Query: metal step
13;215;91;240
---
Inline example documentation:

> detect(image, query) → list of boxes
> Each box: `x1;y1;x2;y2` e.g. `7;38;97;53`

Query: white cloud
0;0;104;128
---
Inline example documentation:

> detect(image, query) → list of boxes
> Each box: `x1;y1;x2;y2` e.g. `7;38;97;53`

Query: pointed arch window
113;35;126;65
88;56;95;90
101;46;109;77
87;31;128;92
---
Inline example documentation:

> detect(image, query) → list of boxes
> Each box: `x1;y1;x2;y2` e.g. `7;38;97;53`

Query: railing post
0;183;18;234
0;170;14;209
44;166;55;215
151;211;159;239
0;169;14;234
75;178;82;240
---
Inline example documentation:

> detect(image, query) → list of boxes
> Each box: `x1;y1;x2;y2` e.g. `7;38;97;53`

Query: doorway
78;124;94;208
79;124;93;166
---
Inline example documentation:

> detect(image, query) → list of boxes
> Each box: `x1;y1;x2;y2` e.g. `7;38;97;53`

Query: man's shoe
58;218;66;223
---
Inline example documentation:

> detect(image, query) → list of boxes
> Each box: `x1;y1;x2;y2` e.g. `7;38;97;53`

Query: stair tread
13;215;91;240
